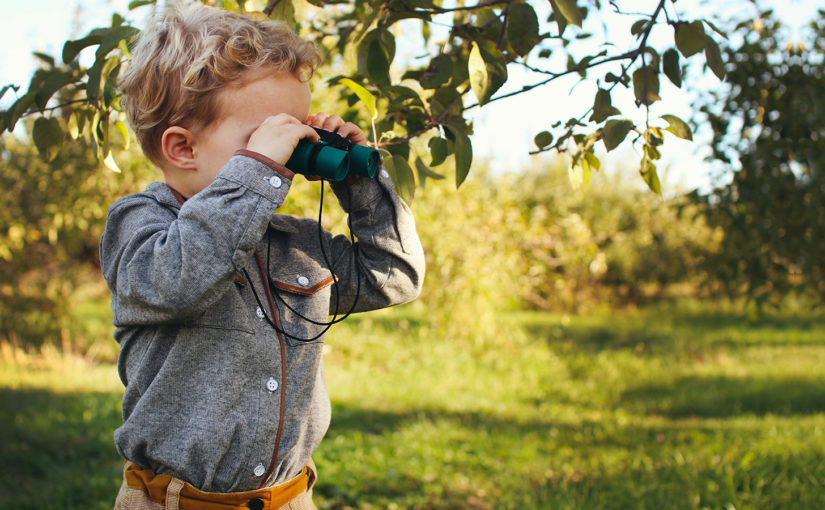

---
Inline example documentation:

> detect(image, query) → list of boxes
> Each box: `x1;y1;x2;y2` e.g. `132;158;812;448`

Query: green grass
1;303;824;509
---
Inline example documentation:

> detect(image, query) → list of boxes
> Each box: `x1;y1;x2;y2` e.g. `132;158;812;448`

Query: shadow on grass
524;321;673;355
0;388;123;510
530;447;825;510
620;375;825;418
319;401;825;509
522;308;825;356
1;385;822;510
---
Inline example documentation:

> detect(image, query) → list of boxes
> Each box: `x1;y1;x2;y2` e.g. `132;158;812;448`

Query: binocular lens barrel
285;129;380;181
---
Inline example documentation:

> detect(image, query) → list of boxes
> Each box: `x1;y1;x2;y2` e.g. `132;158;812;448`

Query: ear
161;126;197;170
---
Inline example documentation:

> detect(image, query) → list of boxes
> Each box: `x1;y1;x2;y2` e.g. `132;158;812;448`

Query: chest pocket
266;219;338;344
270;269;336;345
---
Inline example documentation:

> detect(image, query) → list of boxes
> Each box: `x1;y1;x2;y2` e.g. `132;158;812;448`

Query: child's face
188;68;311;193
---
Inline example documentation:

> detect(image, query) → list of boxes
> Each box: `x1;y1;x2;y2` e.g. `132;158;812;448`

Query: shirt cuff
219;154;293;207
234;149;295;179
331;167;392;212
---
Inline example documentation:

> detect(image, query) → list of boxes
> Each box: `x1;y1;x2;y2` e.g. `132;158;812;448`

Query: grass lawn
1;303;824;509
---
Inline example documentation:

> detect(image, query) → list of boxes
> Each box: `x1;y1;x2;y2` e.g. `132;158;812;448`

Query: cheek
205;129;246;161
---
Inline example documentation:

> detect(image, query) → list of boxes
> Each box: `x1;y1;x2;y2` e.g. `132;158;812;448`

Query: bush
510;160;722;310
0;132;155;352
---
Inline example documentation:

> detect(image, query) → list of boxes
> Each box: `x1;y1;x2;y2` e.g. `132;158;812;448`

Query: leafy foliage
0;0;728;195
509;162;720;311
696;9;825;305
0;130;155;349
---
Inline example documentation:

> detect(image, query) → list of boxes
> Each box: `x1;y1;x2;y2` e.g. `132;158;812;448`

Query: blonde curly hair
119;3;322;166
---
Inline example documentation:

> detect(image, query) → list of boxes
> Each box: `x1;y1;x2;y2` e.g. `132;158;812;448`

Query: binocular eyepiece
285;127;380;181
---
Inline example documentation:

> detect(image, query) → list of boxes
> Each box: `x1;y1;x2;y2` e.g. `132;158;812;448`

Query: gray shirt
100;153;425;493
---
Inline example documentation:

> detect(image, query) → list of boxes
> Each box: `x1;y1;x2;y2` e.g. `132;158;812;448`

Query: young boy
101;4;425;509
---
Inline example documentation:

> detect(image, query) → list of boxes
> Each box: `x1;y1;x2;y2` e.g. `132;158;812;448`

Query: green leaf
404;109;427;134
429;136;448;166
631;19;649;36
640;155;662;195
357;30;394;87
95;25;139;61
114;119;130;149
103;151;122;173
367;39;390;85
267;0;296;30
534;130;554;149
674;21;706;58
384;155;416;204
590;89;621;123
5;92;35;132
643;47;660;71
385;141;410;161
468;42;490;106
0;84;18;103
33;52;55;66
428;86;463;118
632;66;660;105
661;114;693;141
703;19;727;39
62;29;106;64
553;0;582;28
388;85;425;109
468;40;507;106
67;111;82;139
446;125;473;188
548;0;568;35
584;151;600;171
86;58;105;100
128;0;156;9
338;78;377;120
569;156;590;191
644;142;661;160
419;54;453;89
602;119;633;152
33;71;75;111
507;3;540;56
32;116;63;162
704;38;726;80
663;48;681;88
415;157;445;189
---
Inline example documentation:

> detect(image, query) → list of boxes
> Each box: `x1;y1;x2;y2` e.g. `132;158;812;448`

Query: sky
0;0;819;193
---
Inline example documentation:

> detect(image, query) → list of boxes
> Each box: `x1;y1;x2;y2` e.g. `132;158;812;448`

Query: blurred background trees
0;0;822;354
0;127;154;353
695;7;825;306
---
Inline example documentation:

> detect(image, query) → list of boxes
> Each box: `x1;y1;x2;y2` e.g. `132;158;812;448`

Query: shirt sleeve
100;154;293;325
323;169;426;314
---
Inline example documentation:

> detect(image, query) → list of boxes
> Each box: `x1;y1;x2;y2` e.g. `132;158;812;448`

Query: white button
380;170;390;179
255;307;265;319
297;275;310;287
266;377;279;392
268;175;282;188
253;463;266;477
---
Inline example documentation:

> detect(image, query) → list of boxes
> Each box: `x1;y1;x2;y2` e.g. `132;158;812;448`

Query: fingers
246;113;320;165
306;112;368;146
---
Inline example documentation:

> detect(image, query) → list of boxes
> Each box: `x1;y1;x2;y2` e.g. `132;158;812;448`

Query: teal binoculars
285;127;380;181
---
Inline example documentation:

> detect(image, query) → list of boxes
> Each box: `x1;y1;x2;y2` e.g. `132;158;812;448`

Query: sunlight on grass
1;302;824;509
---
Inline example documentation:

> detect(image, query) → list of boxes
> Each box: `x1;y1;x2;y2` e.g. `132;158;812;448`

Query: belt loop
166;478;185;510
306;459;317;491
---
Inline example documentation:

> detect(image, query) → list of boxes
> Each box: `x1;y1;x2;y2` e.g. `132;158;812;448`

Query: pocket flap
271;272;336;295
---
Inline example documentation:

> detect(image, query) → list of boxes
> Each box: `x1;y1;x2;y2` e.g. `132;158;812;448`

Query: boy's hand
306;113;368;147
246;113;320;166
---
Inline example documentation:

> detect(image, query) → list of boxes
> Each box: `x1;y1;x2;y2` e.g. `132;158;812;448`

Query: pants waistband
124;461;314;510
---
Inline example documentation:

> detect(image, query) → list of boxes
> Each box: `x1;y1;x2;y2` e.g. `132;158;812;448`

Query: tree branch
400;0;511;15
468;0;667;110
378;86;472;147
263;0;282;16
